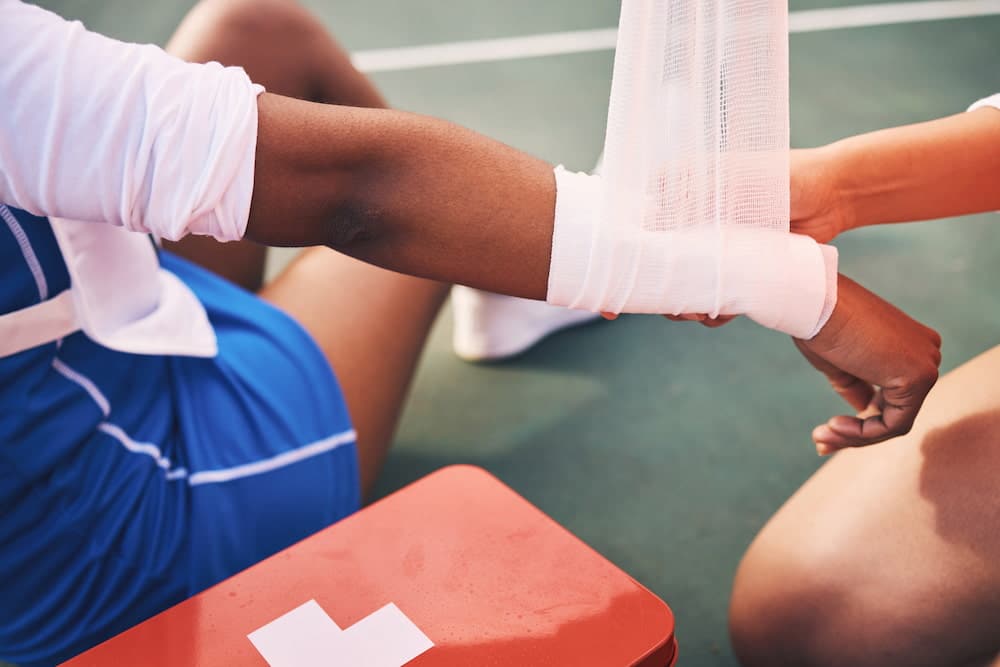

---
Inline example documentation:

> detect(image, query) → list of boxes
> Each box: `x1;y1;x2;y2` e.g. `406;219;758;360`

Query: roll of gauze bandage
548;168;837;339
546;0;837;339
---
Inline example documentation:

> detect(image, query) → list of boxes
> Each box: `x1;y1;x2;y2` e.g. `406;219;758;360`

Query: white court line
352;0;1000;73
353;27;618;73
790;0;1000;31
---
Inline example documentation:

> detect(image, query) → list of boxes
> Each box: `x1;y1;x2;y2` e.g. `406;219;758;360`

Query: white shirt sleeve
968;93;1000;112
0;0;264;241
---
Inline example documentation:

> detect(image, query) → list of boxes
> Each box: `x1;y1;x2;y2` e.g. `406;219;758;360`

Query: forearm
830;106;1000;229
247;93;555;300
249;93;836;337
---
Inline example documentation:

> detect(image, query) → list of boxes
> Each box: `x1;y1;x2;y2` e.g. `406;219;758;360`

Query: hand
601;312;737;328
790;147;854;243
795;274;941;454
663;313;736;328
600;147;846;325
601;146;852;329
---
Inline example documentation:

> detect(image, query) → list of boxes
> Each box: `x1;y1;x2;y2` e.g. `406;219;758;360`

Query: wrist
730;230;834;339
547;166;601;308
820;141;860;235
809;244;839;338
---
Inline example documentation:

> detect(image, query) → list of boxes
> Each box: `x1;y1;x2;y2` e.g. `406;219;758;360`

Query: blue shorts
0;213;360;666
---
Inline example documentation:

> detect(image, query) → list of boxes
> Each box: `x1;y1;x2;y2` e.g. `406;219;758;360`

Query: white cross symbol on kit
248;599;434;667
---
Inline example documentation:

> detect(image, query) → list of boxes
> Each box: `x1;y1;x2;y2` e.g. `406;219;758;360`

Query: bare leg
163;0;386;290
730;344;1000;667
164;0;448;496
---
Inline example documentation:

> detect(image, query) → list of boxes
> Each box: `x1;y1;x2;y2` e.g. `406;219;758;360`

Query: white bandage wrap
546;0;838;339
549;168;837;338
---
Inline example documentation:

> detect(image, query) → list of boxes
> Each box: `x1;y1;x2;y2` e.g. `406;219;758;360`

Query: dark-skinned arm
247;93;555;299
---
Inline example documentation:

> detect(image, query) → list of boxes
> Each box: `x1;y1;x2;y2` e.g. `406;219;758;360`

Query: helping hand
795;274;941;454
790;147;854;243
617;146;847;327
600;312;737;327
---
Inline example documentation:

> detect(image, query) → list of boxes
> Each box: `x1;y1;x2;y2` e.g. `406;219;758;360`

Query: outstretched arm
0;0;554;300
251;91;942;452
4;0;834;328
2;0;940;448
793;103;1000;242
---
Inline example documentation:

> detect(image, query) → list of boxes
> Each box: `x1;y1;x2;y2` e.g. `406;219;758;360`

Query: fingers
700;315;736;328
813;363;940;454
662;314;737;327
793;339;874;412
825;372;875;413
812;412;902;454
617;312;735;326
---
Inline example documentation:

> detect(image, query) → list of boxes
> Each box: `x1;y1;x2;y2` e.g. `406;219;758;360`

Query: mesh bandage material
547;0;838;339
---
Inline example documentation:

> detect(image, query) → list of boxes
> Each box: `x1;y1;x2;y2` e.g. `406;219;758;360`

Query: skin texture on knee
729;345;1000;667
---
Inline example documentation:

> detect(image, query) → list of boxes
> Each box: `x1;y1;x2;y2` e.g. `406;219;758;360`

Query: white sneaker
451;286;601;362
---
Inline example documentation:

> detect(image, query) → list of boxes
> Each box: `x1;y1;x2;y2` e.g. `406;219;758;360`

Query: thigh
0;253;362;665
165;0;385;108
164;252;362;585
259;247;448;499
732;344;1000;667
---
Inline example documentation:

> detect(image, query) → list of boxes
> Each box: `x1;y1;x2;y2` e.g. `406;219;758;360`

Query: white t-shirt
0;0;263;242
0;0;264;358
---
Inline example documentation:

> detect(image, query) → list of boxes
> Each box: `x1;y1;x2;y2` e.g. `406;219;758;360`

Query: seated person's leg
730;344;1000;667
160;0;445;497
259;249;448;499
1;6;440;663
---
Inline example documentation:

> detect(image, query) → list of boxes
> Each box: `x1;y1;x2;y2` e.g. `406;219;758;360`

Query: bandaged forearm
546;0;837;339
547;168;838;339
0;0;262;241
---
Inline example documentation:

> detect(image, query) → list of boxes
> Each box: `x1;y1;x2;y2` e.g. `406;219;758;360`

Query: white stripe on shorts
187;429;357;486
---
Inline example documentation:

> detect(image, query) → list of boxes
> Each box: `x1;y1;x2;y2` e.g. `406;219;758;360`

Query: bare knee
730;536;933;667
171;0;383;106
729;533;997;667
169;0;327;69
188;0;318;38
729;540;841;667
730;540;925;667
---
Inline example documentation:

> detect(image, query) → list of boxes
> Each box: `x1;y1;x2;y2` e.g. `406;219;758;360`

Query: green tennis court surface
24;1;1000;665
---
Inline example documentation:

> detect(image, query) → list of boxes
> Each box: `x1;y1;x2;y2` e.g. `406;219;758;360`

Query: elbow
324;193;383;252
322;155;400;253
